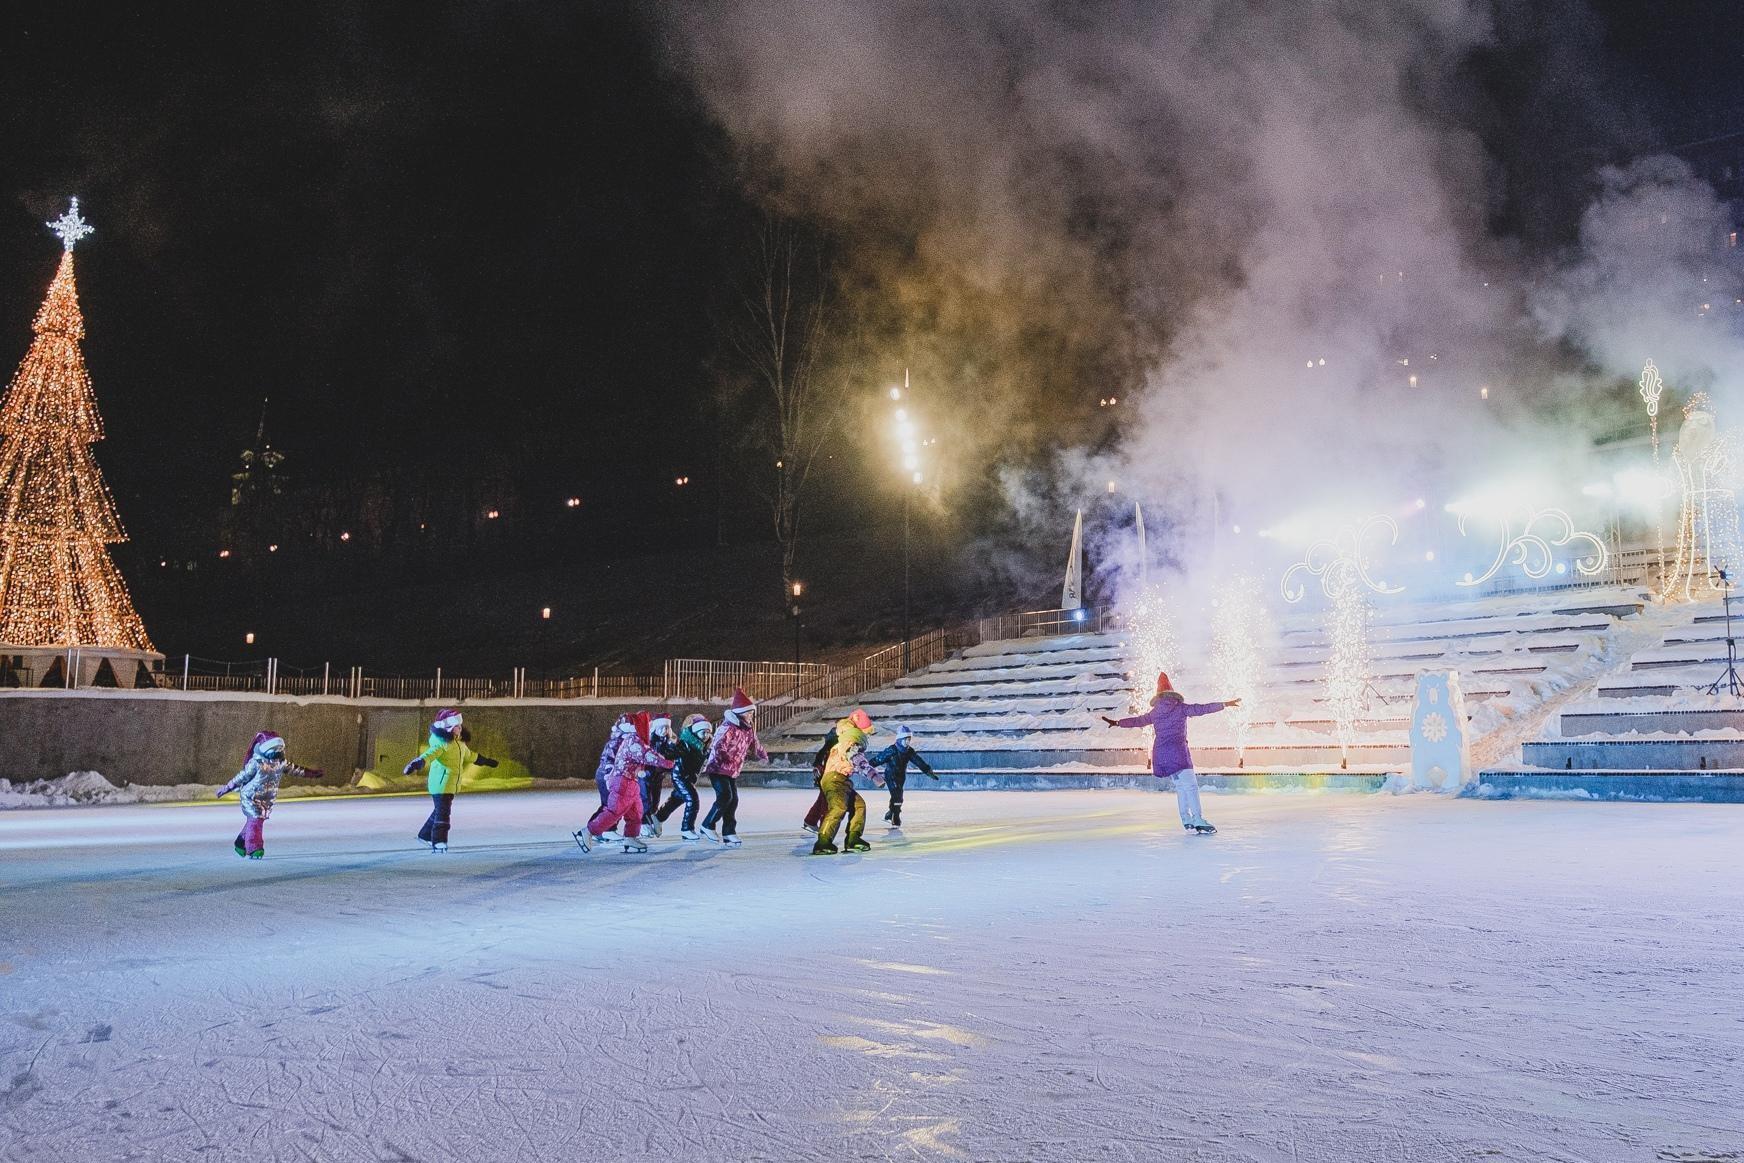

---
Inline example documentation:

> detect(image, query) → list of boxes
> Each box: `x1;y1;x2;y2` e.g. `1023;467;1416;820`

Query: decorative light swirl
1638;358;1664;419
1280;515;1405;604
1455;507;1607;588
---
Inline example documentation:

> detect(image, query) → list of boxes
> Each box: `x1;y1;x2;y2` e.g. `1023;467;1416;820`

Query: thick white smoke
658;0;1744;608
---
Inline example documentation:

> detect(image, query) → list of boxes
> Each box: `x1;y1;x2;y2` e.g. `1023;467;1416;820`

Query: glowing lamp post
790;580;804;676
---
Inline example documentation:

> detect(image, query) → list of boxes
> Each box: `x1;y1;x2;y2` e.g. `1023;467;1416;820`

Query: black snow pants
418;793;455;845
656;774;700;831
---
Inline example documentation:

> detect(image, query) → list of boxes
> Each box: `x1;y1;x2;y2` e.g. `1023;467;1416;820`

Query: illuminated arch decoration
1667;394;1742;600
1453;508;1607;588
1280;515;1405;604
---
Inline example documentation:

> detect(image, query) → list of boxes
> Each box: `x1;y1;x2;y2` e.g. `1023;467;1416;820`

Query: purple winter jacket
1114;693;1226;777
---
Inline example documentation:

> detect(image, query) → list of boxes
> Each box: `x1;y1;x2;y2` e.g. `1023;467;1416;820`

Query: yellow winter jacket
824;719;869;778
415;733;478;796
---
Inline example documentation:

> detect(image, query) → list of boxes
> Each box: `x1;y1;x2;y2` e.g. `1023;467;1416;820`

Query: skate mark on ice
80;1023;113;1043
817;1034;949;1061
852;959;950;976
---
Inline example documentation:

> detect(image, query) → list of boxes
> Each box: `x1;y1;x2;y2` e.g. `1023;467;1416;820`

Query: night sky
1;2;1742;662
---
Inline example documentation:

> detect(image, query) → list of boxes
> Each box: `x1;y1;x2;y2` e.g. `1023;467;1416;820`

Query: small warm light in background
244;632;255;645
541;607;551;620
1317;358;1325;367
889;386;902;400
675;476;690;487
268;544;278;553
1408;374;1418;387
791;581;804;598
912;471;923;484
486;509;500;519
1106;480;1117;493
1424;550;1436;562
1305;359;1314;368
217;549;230;559
340;531;352;542
565;497;581;508
1480;385;1490;399
1231;524;1241;534
1414;498;1426;509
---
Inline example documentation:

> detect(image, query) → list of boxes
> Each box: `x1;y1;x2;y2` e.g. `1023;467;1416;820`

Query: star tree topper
47;198;94;251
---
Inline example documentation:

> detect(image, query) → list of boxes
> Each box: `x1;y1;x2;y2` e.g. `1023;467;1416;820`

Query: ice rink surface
2;787;1741;1162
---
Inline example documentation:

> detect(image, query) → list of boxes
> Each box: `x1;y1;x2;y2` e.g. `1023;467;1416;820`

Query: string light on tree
0;198;153;653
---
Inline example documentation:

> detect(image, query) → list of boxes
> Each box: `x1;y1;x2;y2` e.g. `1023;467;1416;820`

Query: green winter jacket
414;733;478;796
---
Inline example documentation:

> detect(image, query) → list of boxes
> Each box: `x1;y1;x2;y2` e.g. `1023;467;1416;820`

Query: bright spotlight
1072;608;1087;622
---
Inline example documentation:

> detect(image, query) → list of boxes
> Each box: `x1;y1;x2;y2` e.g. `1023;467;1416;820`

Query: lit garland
1280;514;1404;603
1208;574;1268;765
1452;507;1607;588
1667;393;1742;600
1125;580;1179;713
0;201;153;651
1324;569;1372;767
1639;358;1665;457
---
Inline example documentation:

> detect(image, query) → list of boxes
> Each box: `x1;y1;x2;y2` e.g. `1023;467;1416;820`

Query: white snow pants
1172;768;1207;828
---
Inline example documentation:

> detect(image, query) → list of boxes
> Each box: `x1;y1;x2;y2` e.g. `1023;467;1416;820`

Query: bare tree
722;216;846;600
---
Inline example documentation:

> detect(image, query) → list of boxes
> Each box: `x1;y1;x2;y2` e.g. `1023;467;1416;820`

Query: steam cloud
657;0;1742;604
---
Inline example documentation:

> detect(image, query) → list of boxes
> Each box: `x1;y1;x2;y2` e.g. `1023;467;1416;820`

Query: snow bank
0;771;217;808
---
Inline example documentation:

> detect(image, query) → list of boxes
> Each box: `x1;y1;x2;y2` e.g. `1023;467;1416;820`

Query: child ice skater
870;724;938;828
655;713;712;840
574;710;673;854
698;689;766;846
812;708;880;855
403;708;500;852
639;714;682;837
216;731;324;859
1104;672;1239;835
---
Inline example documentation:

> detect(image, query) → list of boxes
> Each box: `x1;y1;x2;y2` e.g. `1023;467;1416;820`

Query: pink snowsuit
588;736;673;839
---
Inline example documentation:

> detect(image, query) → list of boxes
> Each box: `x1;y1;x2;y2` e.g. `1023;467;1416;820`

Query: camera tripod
1704;568;1743;697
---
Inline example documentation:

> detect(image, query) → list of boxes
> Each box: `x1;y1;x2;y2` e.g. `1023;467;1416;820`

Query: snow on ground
2;789;1741;1162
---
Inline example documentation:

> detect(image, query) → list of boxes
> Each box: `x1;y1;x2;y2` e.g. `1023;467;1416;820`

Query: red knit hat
849;708;874;732
1155;672;1174;696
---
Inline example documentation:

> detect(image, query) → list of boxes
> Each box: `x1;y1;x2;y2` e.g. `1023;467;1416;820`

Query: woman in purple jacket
1104;672;1239;835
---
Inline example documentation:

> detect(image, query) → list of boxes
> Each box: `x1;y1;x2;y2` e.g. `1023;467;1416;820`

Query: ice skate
433;842;448;852
572;829;592;852
233;838;247;858
810;841;839;855
722;835;742;847
1191;823;1217;835
680;828;702;841
881;809;892;822
621;837;649;854
702;826;722;843
247;850;265;860
846;839;871;853
602;828;623;843
802;823;818;835
644;817;662;838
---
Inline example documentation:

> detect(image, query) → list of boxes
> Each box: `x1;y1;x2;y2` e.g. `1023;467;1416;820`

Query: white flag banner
1134;502;1148;590
1062;509;1084;610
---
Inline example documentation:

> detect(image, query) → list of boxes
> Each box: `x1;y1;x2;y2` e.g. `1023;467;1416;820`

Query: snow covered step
1283;616;1611;650
931;645;1127;673
738;764;1395;791
867;675;1132;703
1473;768;1744;802
895;663;1128;690
960;633;1123;658
1560;707;1744;736
1520;737;1744;771
764;739;1408;769
839;691;1131;718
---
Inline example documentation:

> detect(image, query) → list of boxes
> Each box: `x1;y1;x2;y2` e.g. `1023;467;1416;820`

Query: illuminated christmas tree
0;200;153;654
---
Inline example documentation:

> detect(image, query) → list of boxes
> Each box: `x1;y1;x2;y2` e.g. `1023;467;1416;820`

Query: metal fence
976;607;1118;642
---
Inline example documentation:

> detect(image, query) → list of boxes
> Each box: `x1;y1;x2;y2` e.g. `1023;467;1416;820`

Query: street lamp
890;369;924;672
790;580;804;678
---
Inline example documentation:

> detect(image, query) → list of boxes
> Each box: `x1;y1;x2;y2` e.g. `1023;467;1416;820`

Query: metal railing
976;607;1118;642
663;659;834;702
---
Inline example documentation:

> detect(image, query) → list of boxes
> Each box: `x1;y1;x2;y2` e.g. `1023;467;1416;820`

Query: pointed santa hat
1155;672;1174;696
724;688;756;725
630;710;652;745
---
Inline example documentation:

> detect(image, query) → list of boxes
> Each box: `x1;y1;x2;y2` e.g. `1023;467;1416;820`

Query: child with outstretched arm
1104;672;1239;835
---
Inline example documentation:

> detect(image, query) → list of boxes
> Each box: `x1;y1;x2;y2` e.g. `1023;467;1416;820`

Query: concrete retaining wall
0;691;717;787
